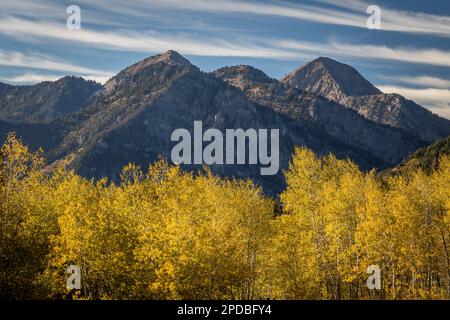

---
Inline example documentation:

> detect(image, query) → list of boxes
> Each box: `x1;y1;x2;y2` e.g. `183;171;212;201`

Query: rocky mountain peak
124;50;192;76
160;50;191;64
281;57;381;100
102;50;195;95
282;57;450;142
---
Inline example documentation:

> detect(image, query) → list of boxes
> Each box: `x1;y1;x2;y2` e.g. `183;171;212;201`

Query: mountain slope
0;119;65;152
49;51;391;194
341;93;450;142
214;65;426;166
0;51;442;194
389;135;450;176
282;57;450;142
0;76;101;124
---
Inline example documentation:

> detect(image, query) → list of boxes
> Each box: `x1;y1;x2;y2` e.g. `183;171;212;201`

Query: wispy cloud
276;40;450;67
317;0;450;37
0;49;113;84
3;0;450;38
0;16;303;59
380;75;450;90
377;85;450;119
2;73;61;84
105;0;450;37
0;0;128;27
137;0;365;28
1;73;111;85
0;49;114;80
1;16;450;68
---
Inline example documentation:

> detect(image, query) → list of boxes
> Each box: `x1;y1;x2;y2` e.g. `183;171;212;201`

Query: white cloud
2;73;110;85
0;0;127;27
276;40;450;67
0;50;113;85
1;16;450;68
3;0;450;38
0;49;114;77
0;17;302;60
381;76;450;90
377;85;450;119
100;0;450;37
138;0;365;28
82;75;112;84
317;0;450;37
3;73;61;84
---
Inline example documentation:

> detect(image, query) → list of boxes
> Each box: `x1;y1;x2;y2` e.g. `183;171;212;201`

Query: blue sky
0;0;449;118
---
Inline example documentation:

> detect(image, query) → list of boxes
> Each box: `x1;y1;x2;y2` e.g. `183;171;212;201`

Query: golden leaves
0;138;448;300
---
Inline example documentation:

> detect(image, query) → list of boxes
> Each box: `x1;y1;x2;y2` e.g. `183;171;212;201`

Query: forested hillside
390;136;450;176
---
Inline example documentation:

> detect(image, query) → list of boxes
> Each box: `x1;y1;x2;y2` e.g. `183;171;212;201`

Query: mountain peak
102;50;194;94
217;65;272;80
214;65;275;89
122;50;192;76
314;56;339;64
281;57;381;99
53;76;101;86
0;75;101;124
155;50;191;66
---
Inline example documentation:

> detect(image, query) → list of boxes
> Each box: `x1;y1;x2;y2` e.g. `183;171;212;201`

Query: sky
0;0;449;118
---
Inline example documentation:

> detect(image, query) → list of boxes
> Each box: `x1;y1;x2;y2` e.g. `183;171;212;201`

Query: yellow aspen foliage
0;136;449;300
41;173;140;299
384;157;450;299
354;173;396;299
132;161;273;299
0;133;56;299
271;148;365;299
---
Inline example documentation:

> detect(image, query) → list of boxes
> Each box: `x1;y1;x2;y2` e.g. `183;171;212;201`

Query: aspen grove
0;133;449;300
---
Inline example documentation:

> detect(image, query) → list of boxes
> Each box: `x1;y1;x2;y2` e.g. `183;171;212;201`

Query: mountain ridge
0;76;101;124
0;50;447;194
281;56;450;142
214;64;426;165
49;51;393;193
